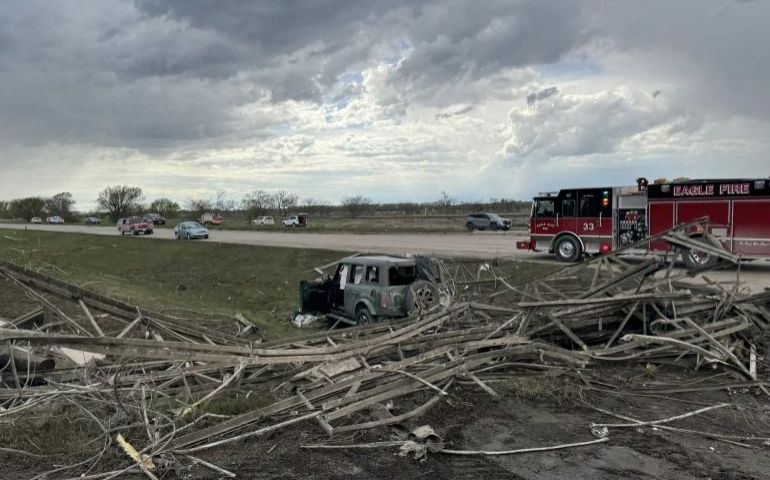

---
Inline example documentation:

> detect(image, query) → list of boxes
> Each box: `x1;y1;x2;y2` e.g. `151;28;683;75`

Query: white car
30;217;43;224
46;216;65;224
251;216;274;226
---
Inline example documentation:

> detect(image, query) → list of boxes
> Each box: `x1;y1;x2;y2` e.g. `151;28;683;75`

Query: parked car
252;216;275;226
298;255;447;325
142;213;166;225
85;216;101;225
174;221;209;240
46;216;65;224
30;217;42;224
464;213;511;231
283;213;309;227
117;216;154;236
199;213;223;226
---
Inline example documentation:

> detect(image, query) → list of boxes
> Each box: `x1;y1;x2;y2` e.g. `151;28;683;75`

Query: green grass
0;229;348;339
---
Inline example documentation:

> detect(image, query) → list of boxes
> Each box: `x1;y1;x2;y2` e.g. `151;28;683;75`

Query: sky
0;0;768;210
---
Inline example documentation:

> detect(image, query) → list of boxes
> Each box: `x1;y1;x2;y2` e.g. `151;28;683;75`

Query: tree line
0;186;529;223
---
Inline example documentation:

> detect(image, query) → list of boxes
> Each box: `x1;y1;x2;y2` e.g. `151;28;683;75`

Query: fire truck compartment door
648;202;674;250
676;201;729;228
732;200;770;256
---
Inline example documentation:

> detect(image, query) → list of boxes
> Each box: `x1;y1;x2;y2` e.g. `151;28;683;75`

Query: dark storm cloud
591;0;770;120
0;0;594;150
0;0;767;163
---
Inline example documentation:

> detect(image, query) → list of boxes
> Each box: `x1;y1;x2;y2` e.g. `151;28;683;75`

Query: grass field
0;229;349;338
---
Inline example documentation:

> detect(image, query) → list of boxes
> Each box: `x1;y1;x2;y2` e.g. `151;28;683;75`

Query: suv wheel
355;307;373;326
465;222;474;232
407;280;440;315
553;236;581;262
489;222;499;231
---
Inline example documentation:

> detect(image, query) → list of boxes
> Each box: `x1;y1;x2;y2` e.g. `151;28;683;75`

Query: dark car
465;213;512;231
143;213;166;225
85;216;101;224
298;255;446;325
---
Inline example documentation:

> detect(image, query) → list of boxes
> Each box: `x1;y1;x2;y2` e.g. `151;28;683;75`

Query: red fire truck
516;178;770;268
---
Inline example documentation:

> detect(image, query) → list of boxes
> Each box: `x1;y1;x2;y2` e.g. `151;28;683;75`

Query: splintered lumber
518;291;690;308
0;228;768;480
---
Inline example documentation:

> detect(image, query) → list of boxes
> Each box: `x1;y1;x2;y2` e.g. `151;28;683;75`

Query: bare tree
0;200;9;219
241;190;273;219
214;188;229;213
434;191;456;213
272;190;298;215
185;197;212;218
342;195;373;217
97;186;143;222
45;192;76;221
150;198;180;217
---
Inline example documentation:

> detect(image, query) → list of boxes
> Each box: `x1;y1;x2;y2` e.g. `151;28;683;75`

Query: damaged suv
299;255;447;325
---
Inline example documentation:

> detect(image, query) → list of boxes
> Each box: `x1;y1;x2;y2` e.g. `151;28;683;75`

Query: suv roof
340;255;416;267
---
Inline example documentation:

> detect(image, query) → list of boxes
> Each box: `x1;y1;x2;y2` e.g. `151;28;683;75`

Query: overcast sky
0;0;768;209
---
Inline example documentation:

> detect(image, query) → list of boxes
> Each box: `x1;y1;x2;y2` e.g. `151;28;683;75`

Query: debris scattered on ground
0;230;769;478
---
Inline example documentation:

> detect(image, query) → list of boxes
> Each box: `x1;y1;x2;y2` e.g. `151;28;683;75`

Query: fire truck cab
518;178;770;267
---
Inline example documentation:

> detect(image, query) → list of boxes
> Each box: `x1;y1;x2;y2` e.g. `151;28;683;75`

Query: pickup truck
283;213;309;227
117;216;154;236
200;213;224;226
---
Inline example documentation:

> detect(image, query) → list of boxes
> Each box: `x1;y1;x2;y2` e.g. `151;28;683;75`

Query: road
2;223;768;292
0;223;528;259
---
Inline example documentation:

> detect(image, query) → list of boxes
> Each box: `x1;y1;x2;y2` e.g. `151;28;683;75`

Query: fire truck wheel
682;235;721;271
554;235;582;262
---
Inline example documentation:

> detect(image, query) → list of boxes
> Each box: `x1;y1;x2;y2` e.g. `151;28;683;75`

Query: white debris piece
292;313;320;327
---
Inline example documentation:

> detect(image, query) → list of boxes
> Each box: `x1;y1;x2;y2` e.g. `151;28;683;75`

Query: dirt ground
158;367;770;480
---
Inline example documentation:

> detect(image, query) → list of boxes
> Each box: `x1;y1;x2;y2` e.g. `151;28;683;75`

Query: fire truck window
579;193;611;217
536;199;555;218
562;199;576;217
579;194;598;217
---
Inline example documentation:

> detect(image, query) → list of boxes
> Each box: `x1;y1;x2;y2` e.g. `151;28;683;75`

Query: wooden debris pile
0;244;769;478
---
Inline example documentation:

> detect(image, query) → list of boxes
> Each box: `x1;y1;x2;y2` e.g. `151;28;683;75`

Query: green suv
299;255;444;325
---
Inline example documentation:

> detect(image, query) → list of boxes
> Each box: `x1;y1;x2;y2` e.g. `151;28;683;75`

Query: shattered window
352;265;364;285
366;266;379;284
388;266;417;286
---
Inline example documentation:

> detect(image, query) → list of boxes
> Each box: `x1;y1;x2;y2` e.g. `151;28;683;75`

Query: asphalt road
2;223;768;292
0;223;530;259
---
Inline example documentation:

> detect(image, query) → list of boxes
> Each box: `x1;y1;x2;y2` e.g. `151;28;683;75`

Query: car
30;217;42;224
117;216;154;235
464;213;511;231
283;213;309;227
298;255;446;325
142;213;166;225
251;216;275;226
85;216;101;225
174;221;209;240
46;216;65;224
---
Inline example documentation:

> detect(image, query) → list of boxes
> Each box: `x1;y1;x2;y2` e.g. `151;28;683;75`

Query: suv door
343;263;366;317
